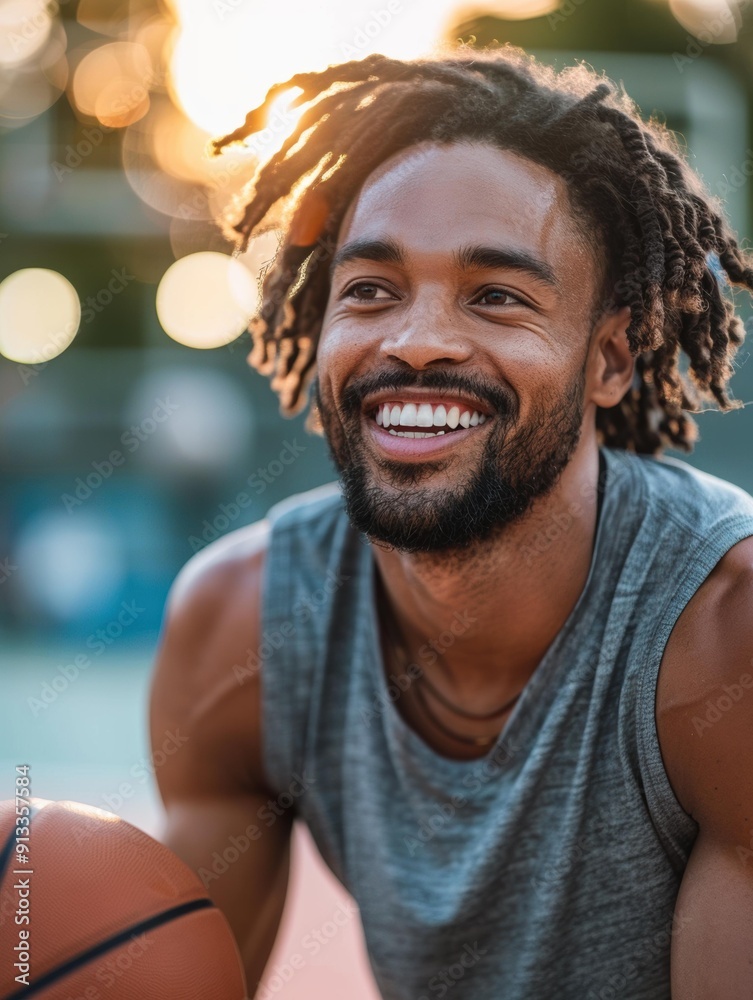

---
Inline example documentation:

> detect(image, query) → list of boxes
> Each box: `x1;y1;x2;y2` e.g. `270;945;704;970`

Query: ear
586;304;634;408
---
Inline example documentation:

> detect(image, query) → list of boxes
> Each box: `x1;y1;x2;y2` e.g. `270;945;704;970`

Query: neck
371;440;603;704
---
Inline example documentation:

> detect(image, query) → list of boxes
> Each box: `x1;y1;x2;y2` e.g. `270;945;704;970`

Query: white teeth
416;403;434;427
399;402;418;426
387;429;447;438
373;401;490;430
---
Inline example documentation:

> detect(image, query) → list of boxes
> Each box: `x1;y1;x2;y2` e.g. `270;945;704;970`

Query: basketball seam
2;897;215;1000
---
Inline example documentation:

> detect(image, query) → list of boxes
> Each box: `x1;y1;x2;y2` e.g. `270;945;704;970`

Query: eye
471;287;523;307
341;281;394;302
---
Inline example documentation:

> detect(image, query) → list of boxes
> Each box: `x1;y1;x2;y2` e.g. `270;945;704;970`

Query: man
149;46;753;998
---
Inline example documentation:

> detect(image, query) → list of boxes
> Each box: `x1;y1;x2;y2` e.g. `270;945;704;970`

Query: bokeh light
0;16;67;128
478;0;559;17
123;367;256;471
168;0;465;137
0;269;81;364
76;0;131;36
0;0;54;68
669;0;744;42
155;251;258;348
14;511;126;623
70;41;152;127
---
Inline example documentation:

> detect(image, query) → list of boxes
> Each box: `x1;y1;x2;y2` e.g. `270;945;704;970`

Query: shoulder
657;533;753;837
623;450;753;529
150;518;272;795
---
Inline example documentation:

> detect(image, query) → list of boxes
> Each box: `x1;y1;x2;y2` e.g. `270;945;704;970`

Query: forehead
335;141;592;277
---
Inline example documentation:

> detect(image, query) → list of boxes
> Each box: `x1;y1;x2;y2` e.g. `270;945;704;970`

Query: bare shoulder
149;518;273;798
657;534;753;825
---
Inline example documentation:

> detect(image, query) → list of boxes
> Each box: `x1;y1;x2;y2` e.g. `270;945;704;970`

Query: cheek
313;325;358;410
316;315;381;381
485;336;568;416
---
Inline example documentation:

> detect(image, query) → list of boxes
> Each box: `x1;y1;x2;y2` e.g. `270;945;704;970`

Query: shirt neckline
360;446;632;782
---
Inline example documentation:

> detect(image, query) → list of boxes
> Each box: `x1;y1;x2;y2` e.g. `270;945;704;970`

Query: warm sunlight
168;0;470;138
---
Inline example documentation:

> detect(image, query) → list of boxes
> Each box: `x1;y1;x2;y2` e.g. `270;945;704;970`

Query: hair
211;43;753;454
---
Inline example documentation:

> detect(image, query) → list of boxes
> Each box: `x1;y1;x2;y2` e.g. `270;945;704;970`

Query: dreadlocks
212;43;753;454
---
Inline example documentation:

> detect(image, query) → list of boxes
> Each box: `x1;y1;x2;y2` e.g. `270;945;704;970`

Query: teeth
398;402;418;426
416;403;434;427
388;429;447;437
374;401;489;430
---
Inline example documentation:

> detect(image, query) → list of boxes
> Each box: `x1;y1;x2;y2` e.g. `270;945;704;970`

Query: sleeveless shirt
258;445;753;999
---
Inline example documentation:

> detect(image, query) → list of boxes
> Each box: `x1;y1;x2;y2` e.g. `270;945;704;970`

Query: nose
378;300;472;370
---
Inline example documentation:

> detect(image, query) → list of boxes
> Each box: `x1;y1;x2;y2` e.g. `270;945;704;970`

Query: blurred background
1;0;752;996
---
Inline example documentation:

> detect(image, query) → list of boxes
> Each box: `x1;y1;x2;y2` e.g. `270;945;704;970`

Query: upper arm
657;536;753;998
149;518;294;995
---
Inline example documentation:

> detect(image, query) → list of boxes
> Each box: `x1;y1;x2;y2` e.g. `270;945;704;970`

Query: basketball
0;799;247;1000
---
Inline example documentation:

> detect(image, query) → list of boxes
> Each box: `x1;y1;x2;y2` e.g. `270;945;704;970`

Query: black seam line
3;897;215;1000
0;804;41;896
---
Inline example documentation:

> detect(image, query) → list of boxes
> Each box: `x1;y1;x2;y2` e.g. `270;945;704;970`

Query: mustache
337;369;518;420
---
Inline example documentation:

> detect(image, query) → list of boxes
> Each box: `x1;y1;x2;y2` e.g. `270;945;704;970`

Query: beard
312;363;586;557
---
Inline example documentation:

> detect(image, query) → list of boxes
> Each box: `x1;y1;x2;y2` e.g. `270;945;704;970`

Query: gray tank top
258;445;753;999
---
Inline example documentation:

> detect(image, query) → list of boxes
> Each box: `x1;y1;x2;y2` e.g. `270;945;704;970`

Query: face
312;141;614;555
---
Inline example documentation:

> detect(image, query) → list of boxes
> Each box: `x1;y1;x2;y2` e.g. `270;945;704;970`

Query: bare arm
149;519;292;997
658;536;753;997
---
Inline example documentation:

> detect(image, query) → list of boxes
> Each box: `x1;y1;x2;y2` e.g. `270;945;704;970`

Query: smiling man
149;47;753;999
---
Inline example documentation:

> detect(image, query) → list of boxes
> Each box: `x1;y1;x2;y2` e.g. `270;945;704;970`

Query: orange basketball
0;798;247;999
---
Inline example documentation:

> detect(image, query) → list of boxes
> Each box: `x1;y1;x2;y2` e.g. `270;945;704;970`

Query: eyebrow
328;236;558;289
452;243;558;289
329;237;404;278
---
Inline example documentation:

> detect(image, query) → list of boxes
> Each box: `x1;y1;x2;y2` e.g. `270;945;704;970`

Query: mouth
364;399;492;458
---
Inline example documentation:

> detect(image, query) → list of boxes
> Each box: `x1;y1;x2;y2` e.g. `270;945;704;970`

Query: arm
149;519;293;997
657;536;753;998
